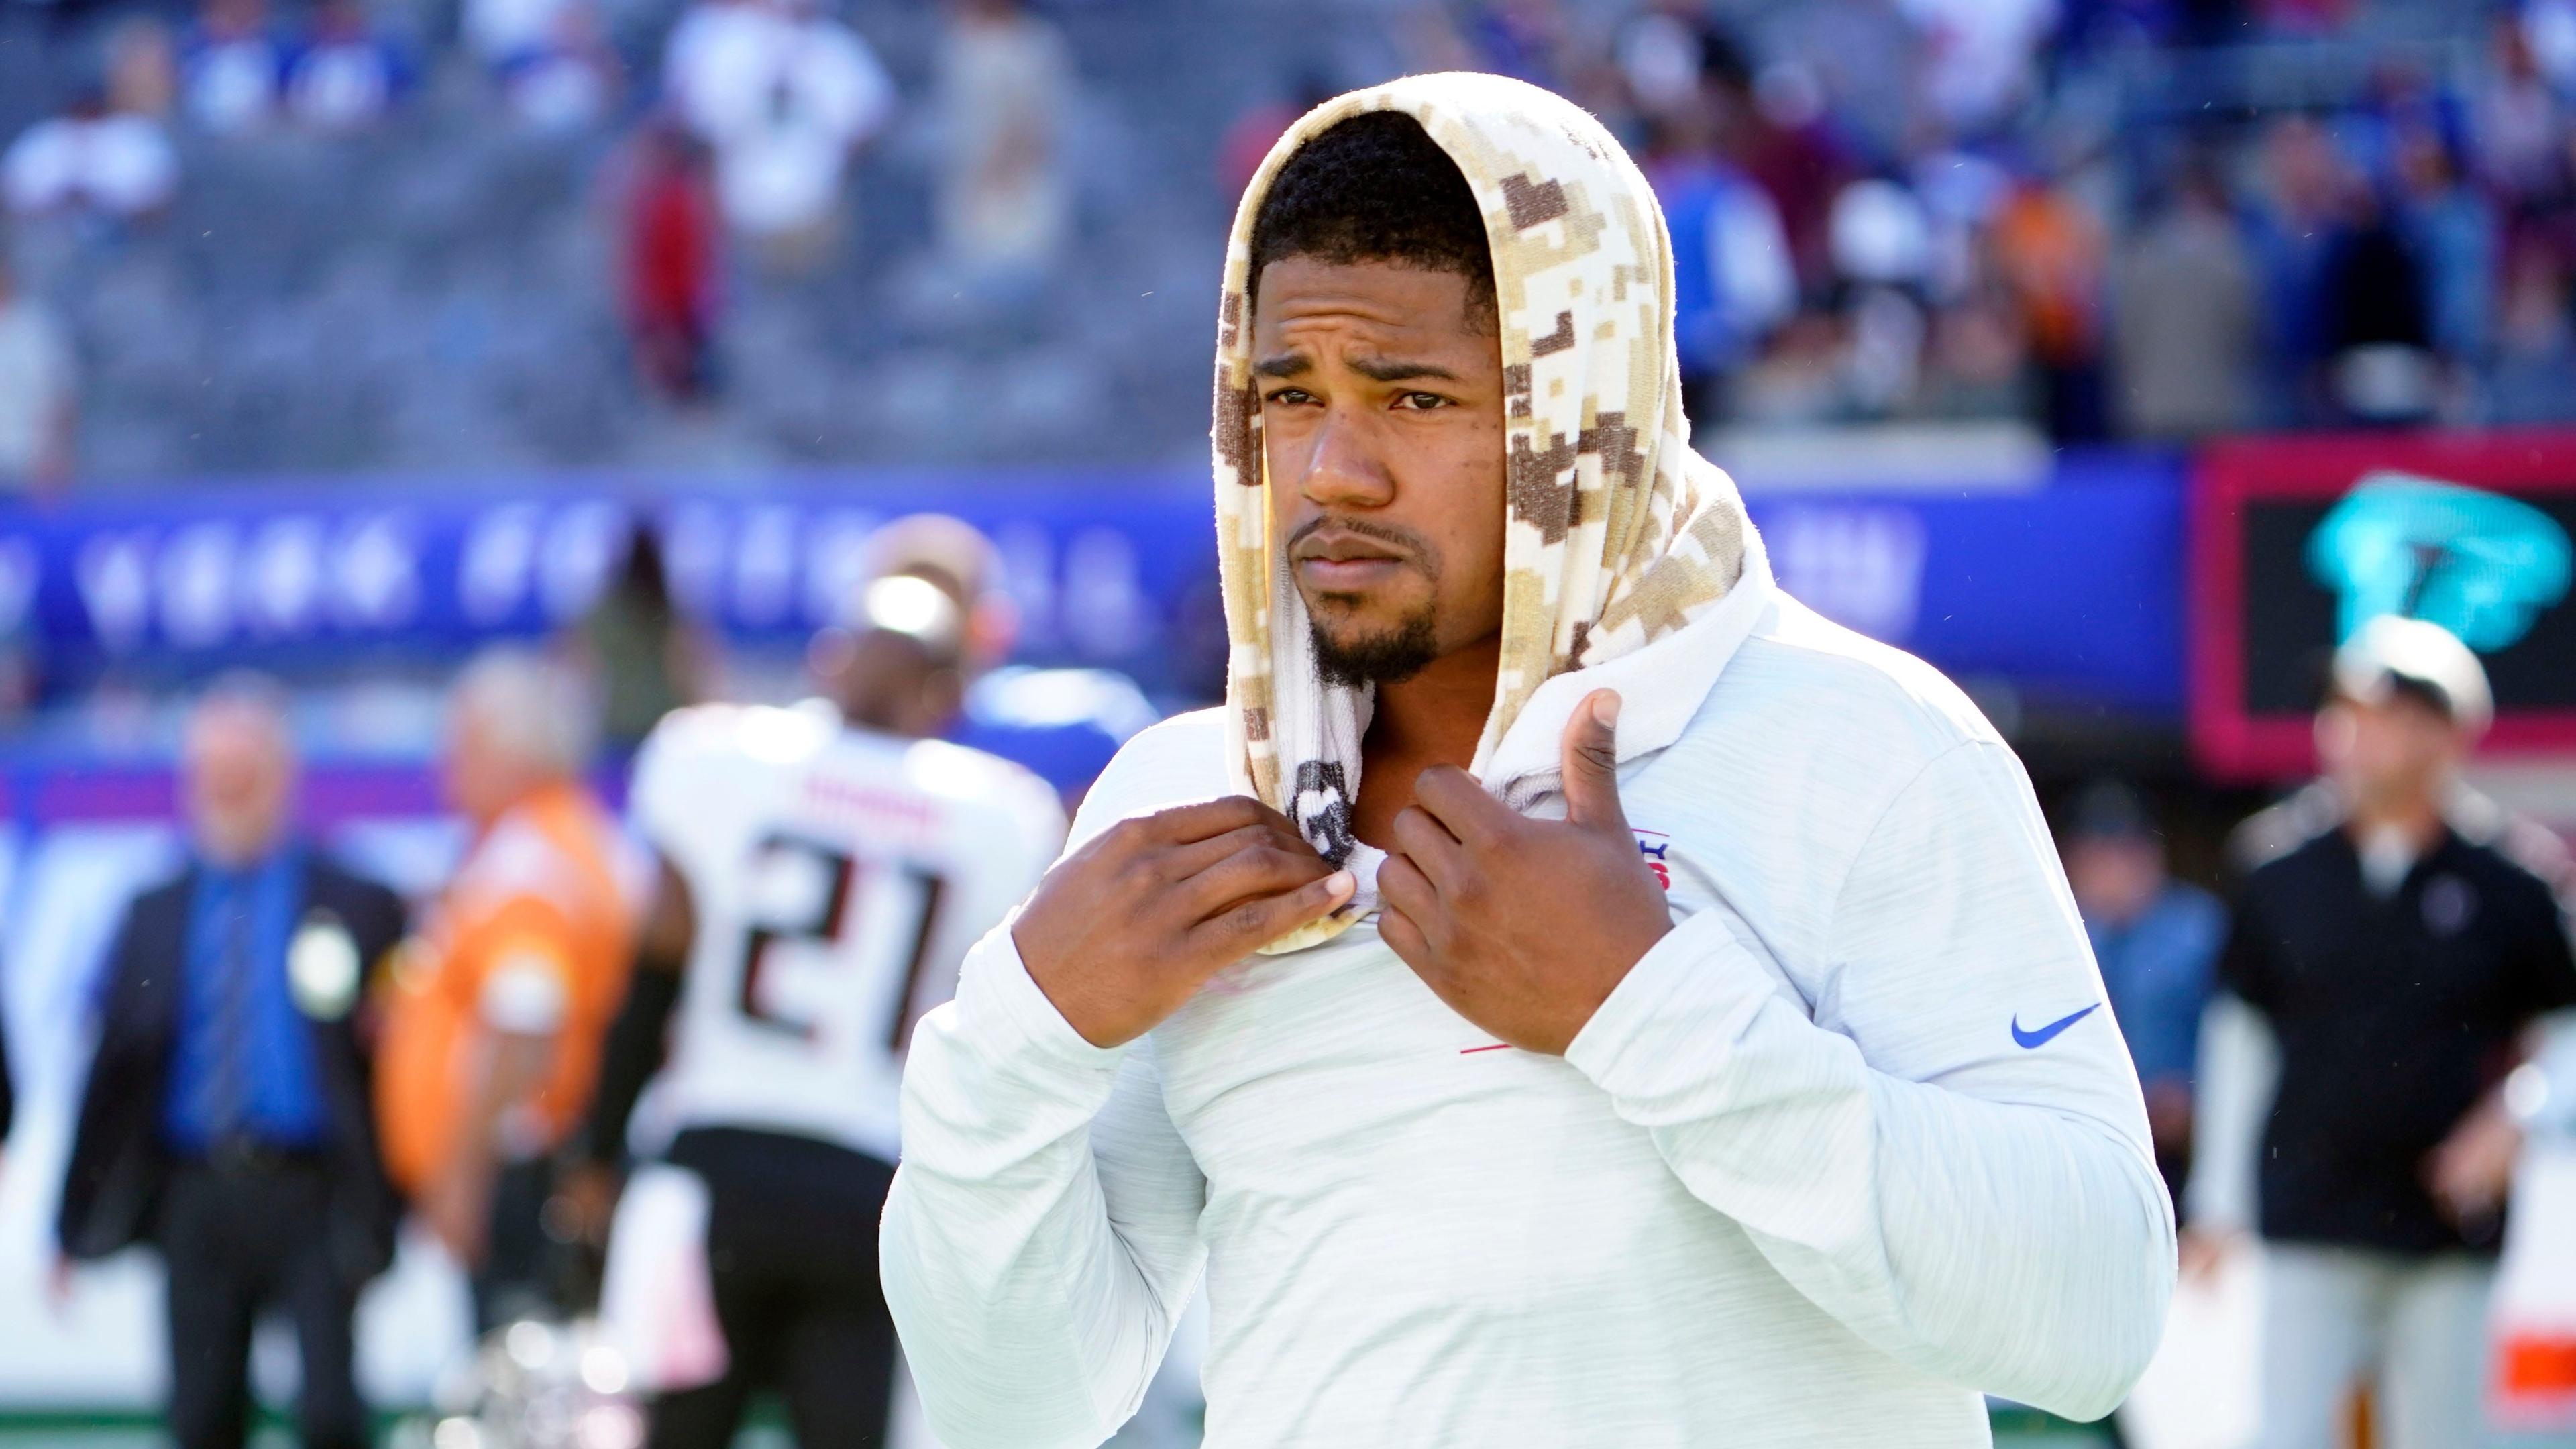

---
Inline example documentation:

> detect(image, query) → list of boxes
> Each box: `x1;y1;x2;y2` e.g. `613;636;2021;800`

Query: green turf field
0;1407;2118;1446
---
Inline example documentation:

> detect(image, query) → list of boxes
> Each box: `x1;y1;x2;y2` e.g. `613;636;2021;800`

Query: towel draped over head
1212;72;1758;952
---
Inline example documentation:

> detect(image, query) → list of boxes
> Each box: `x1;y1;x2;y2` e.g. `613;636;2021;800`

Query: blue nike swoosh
2010;1004;2100;1049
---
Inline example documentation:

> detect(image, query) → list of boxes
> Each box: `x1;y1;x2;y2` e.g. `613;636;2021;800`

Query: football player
579;517;1065;1449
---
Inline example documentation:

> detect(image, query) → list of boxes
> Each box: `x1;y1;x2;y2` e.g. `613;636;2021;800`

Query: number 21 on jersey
737;833;948;1053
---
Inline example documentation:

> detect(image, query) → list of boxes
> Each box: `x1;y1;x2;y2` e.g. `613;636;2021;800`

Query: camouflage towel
1212;72;1758;952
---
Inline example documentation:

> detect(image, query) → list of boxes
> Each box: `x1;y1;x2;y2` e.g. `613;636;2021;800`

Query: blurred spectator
0;254;76;495
376;649;636;1328
660;0;763;136
2489;240;2576;423
1896;0;2061;138
1829;176;1933;414
2197;619;2576;1449
1640;67;1795;428
619;123;723;405
2061;780;2223;1205
565;523;712;753
2320;185;2436;424
2;89;180;221
2478;16;2563;205
282;0;411;133
57;678;408;1449
663;0;894;258
182;0;286;136
2528;0;2576;93
2257;0;2353;35
467;0;620;130
1733;309;1852;425
465;0;564;74
106;17;180;121
1908;139;2013;302
1461;0;1583;93
2245;114;2350;422
1829;175;1934;289
934;0;1074;294
1918;288;2029;419
1219;74;1334;203
1715;56;1850;297
1614;3;1709;119
2110;157;2257;439
1990;169;2108;441
1404;0;1585;94
2392;123;2499;374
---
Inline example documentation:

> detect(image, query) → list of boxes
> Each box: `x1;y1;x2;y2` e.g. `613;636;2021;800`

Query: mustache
1285;515;1436;565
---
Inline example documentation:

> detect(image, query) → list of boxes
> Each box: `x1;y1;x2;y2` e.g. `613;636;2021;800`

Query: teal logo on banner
2306;472;2573;651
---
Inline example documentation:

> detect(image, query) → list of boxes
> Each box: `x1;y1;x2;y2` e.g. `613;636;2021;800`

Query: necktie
199;886;257;1144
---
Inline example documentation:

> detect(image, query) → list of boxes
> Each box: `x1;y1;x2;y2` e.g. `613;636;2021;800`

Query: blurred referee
58;677;407;1449
2204;619;2576;1449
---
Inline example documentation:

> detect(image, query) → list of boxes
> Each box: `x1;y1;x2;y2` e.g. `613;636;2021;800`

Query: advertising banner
0;457;2191;716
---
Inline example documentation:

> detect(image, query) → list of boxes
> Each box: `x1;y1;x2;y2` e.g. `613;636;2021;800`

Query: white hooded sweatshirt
881;74;2171;1449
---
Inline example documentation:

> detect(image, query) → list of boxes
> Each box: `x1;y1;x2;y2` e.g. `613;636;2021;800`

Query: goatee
1311;610;1440;689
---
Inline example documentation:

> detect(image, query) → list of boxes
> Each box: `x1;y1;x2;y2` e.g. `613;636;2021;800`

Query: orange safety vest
376;780;637;1196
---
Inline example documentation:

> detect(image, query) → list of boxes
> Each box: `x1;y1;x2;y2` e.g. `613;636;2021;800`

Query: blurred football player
576;516;1064;1449
376;647;638;1328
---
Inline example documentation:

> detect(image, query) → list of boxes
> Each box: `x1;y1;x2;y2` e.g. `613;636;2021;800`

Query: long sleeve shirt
882;594;2174;1448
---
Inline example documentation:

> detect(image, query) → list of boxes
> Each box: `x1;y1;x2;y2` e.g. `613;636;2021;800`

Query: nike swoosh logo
2010;1004;2100;1049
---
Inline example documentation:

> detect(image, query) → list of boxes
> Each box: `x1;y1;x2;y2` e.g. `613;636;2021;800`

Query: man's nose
1294;408;1395;510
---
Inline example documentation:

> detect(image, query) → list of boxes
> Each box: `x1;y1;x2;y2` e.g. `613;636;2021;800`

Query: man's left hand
1380;689;1673;1055
2426;1091;2522;1228
420;1165;493;1269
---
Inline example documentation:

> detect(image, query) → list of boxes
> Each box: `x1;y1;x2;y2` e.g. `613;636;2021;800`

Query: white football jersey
630;700;1067;1161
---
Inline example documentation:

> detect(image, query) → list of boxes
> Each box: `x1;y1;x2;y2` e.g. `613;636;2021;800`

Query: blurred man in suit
59;675;408;1449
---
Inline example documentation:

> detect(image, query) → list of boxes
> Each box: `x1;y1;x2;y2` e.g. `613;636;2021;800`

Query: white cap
852;572;966;658
2332;614;2494;737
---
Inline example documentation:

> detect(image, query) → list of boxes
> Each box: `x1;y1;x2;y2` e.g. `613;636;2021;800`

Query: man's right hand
1014;796;1354;1048
421;1163;494;1269
2177;1226;2243;1285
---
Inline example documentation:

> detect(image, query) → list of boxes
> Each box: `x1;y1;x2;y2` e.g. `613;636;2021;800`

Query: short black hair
1249;111;1496;327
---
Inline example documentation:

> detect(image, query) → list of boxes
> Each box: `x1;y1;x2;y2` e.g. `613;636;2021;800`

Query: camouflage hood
1212;72;1764;951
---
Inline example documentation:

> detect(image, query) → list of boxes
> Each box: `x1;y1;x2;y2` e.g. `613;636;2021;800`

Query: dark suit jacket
58;850;409;1287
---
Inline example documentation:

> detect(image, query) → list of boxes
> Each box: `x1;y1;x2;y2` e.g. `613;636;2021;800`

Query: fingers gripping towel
1212;72;1758;952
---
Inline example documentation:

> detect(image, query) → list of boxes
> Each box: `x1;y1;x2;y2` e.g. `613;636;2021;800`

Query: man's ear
808;627;857;693
920;667;966;736
969;595;1018;672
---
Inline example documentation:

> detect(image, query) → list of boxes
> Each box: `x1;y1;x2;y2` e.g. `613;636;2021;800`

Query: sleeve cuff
1563;907;1776;1093
953;916;1131;1083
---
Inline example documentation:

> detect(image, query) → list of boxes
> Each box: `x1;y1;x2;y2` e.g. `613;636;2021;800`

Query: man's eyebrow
1350;357;1459;383
1250;354;1463;384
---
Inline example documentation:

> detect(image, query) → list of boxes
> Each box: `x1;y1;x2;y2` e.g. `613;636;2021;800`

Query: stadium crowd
5;0;2576;483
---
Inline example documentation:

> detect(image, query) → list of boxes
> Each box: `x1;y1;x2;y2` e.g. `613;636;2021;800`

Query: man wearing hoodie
881;76;2173;1448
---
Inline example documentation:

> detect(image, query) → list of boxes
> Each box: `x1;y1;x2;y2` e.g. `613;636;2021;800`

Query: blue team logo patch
1634;829;1672;891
